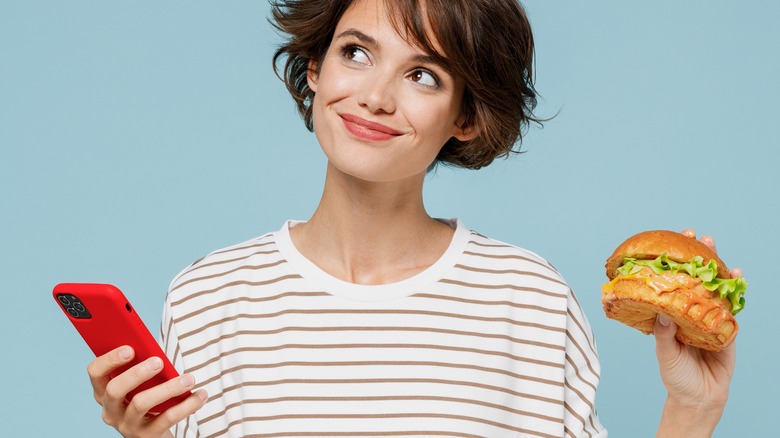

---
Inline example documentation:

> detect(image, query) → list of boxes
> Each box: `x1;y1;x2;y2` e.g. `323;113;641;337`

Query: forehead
335;0;389;38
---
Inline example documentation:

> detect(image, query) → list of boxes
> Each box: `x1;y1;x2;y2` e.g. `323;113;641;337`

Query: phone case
53;283;191;414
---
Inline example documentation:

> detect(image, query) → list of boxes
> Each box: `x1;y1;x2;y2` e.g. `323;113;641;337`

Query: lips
340;113;403;141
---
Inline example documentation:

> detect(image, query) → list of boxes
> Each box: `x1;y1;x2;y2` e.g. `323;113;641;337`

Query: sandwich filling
612;253;746;315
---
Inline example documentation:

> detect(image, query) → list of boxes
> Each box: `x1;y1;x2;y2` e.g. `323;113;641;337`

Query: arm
160;292;204;438
654;231;738;437
564;288;608;437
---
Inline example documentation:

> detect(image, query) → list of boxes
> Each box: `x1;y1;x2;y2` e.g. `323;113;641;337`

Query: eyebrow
335;28;450;73
335;29;377;47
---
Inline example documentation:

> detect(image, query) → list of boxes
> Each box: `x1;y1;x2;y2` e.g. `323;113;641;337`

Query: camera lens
58;293;91;318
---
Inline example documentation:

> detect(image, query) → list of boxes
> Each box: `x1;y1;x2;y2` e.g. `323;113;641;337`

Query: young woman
87;0;736;436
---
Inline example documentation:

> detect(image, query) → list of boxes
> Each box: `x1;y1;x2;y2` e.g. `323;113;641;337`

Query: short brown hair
271;0;540;169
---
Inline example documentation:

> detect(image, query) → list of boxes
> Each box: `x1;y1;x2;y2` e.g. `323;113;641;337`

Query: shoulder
447;226;577;318
166;229;282;302
461;228;567;286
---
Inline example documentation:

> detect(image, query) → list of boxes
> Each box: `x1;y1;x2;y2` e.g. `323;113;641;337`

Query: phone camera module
57;294;92;319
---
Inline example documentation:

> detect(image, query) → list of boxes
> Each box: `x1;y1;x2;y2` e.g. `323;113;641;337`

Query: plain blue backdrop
1;1;778;436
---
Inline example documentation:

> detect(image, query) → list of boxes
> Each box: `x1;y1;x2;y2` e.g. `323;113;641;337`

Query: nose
356;69;397;114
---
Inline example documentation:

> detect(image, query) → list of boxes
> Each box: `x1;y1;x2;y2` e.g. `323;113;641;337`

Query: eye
408;69;439;89
342;45;371;66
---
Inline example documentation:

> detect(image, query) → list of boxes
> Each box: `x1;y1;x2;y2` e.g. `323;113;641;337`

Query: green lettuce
617;253;746;315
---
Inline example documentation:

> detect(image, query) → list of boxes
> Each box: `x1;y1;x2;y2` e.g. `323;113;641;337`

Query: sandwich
601;230;746;351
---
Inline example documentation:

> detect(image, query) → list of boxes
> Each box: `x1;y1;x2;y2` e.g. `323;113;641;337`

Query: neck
290;162;454;285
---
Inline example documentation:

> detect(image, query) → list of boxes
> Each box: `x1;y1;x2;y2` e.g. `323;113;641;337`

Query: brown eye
408;69;439;88
342;45;370;65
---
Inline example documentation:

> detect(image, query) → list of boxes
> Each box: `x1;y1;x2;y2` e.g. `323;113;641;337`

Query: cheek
314;64;356;103
409;101;460;142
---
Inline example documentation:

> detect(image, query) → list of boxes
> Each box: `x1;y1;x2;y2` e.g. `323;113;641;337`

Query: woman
87;0;736;436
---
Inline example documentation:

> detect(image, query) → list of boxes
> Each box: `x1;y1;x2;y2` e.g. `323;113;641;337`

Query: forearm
656;396;725;438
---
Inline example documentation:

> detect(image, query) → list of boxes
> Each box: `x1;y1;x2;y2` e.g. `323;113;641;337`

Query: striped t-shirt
162;219;607;438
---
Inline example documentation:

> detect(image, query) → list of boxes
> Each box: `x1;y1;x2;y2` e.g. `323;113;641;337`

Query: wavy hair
271;0;540;169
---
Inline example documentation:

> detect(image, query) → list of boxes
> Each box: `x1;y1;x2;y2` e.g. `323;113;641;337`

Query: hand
653;229;739;437
87;346;207;438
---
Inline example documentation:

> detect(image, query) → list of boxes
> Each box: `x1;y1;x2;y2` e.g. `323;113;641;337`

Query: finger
681;229;696;239
729;267;743;279
87;346;134;404
145;390;209;435
654;313;683;366
700;235;716;252
102;356;164;417
124;373;199;424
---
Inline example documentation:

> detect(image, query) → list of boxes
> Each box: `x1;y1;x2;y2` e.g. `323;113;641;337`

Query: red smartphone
53;282;190;414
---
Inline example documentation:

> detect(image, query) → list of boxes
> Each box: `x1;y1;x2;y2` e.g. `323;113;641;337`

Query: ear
452;116;477;142
307;58;319;93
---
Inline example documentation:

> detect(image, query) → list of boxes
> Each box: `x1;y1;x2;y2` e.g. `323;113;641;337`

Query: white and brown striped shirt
162;219;607;438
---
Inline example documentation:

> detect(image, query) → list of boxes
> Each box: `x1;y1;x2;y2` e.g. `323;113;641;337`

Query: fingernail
181;374;195;389
147;357;163;371
119;346;132;361
197;390;208;402
658;314;671;327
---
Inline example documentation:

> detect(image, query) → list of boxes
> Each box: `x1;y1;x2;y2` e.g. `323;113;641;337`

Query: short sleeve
161;294;200;438
563;288;608;437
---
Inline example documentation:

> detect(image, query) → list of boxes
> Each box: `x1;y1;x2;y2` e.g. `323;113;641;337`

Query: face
307;0;475;184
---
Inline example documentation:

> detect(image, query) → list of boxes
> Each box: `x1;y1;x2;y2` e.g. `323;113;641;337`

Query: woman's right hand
87;345;207;438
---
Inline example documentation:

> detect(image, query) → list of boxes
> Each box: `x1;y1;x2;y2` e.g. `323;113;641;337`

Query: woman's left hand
653;229;739;437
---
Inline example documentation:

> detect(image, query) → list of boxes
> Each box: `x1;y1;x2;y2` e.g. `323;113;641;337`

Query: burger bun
602;230;738;351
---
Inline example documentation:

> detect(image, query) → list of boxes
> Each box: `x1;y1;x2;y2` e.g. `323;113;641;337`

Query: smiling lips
340;113;403;142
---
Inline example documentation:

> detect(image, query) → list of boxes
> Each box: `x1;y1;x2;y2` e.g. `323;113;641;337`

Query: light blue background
2;1;777;436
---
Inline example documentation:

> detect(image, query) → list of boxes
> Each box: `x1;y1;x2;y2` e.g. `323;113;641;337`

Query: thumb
654;313;682;363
